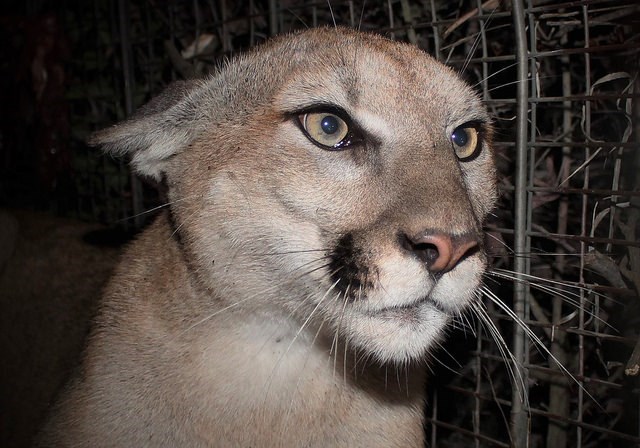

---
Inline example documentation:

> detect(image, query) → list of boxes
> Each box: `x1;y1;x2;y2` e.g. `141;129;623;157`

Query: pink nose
402;231;480;273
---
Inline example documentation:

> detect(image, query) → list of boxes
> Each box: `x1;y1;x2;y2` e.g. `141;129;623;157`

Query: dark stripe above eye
458;119;485;131
287;103;353;123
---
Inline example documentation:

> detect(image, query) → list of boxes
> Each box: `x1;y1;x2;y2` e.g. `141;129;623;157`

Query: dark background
1;1;639;447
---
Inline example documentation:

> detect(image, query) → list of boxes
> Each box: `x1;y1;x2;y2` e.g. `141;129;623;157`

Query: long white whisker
175;256;333;337
471;62;519;89
117;193;201;223
261;279;340;410
283;279;340;358
471;295;526;406
487;268;613;330
357;0;366;32
459;8;496;75
326;0;337;29
480;286;602;409
331;286;351;379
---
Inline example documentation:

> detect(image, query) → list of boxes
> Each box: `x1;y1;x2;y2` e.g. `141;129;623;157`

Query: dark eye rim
451;121;484;161
291;105;363;151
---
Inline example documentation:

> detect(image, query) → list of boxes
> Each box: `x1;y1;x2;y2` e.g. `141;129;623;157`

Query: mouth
339;291;455;364
364;295;448;323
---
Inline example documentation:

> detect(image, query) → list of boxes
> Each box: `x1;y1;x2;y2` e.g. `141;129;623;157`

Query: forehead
270;30;486;130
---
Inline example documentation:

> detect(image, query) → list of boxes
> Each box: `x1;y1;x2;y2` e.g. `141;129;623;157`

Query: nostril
413;242;440;266
402;238;440;266
400;231;480;273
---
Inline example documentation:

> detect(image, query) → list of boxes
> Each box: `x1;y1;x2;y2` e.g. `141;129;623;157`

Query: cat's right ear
89;80;209;181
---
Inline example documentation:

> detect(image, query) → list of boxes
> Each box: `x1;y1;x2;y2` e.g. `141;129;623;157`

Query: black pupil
321;115;339;135
453;128;468;147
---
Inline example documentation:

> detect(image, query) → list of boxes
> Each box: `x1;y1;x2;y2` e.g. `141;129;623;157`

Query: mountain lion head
92;27;496;365
35;26;500;447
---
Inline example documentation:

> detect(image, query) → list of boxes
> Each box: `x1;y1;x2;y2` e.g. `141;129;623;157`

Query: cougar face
40;27;496;446
156;28;495;362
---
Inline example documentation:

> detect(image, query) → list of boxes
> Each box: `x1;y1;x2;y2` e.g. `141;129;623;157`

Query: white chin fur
345;303;450;364
332;254;485;364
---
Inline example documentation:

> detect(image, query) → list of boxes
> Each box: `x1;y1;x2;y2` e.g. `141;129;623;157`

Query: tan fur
37;28;497;447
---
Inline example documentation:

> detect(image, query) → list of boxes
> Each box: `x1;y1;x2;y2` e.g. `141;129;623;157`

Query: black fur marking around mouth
329;233;374;301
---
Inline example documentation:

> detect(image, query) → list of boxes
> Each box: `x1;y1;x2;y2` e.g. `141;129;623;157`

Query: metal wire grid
62;0;639;446
427;1;639;447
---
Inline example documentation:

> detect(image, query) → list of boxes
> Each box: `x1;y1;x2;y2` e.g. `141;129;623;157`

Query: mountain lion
38;27;497;447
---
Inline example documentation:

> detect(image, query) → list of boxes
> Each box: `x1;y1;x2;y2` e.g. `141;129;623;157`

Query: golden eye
451;124;480;160
300;112;350;149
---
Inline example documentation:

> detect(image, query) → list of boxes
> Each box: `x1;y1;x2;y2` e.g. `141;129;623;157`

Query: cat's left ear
88;79;210;180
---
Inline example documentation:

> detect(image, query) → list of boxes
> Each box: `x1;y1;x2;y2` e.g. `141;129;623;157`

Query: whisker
487;268;617;319
280;279;341;367
115;193;201;223
283;310;336;424
262;279;341;407
326;0;337;29
285;8;310;30
357;0;366;32
459;8;497;75
484;364;514;445
175;256;334;337
430;340;465;375
170;208;199;240
331;285;351;379
471;296;525;403
256;248;328;256
471;61;519;90
480;286;602;409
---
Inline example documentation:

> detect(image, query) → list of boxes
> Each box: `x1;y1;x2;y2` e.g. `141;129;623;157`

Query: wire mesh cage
8;0;637;446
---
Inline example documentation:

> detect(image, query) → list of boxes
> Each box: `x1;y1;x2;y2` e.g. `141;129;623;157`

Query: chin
341;302;451;365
